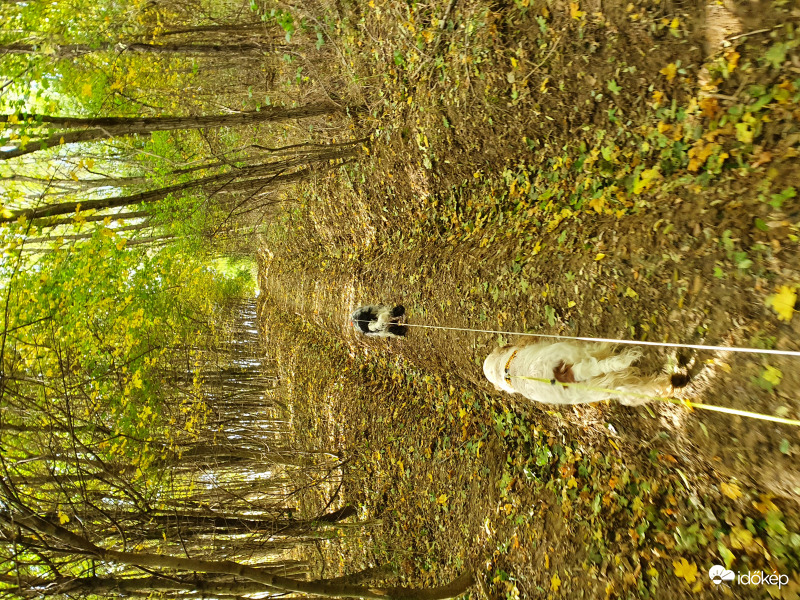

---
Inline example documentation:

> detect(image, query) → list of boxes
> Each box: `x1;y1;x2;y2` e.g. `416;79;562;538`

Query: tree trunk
5;509;474;600
1;149;355;223
0;41;285;58
1;104;350;160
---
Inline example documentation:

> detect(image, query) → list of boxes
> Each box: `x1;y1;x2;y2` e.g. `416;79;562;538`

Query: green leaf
765;510;787;536
764;43;787;69
717;542;735;569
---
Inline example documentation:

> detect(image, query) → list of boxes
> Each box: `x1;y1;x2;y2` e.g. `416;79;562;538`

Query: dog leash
352;315;800;424
508;375;800;427
400;323;800;358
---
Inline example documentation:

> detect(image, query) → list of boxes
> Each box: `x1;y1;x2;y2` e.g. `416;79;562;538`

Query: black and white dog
351;305;408;338
484;341;687;406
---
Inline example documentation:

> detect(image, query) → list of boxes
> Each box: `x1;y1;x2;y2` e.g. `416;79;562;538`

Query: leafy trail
260;257;796;599
260;1;800;598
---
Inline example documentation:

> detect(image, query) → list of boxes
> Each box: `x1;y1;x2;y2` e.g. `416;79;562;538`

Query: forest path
258;212;797;598
257;0;800;596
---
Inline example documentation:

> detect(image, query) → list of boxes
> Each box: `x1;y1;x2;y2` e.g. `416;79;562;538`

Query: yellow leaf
58;511;70;524
672;558;698;583
660;63;677;82
716;360;731;373
651;89;664;106
735;122;754;144
81;83;93;97
551;573;561;591
753;494;779;515
633;167;661;194
699;97;720;118
720;481;742;500
595;253;606;261
730;526;754;550
540;77;549;93
569;2;584;19
589;195;606;213
437;494;448;505
567;300;576;308
766;285;796;321
632;496;644;514
726;50;740;72
8;114;19;124
762;365;783;386
624;287;639;299
670;18;679;29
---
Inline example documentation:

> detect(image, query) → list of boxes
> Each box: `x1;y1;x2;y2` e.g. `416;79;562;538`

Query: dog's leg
592;372;671;406
589;346;643;374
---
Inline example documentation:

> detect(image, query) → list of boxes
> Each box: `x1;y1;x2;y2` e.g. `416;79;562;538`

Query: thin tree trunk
0;105;349;160
0;41;285;58
1;150;354;223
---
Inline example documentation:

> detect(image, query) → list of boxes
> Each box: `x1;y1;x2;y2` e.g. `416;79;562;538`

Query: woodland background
1;0;800;598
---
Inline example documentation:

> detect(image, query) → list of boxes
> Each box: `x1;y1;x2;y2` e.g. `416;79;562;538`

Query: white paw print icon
709;565;735;585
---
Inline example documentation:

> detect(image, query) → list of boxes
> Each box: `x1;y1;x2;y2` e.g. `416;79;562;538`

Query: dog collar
503;350;518;385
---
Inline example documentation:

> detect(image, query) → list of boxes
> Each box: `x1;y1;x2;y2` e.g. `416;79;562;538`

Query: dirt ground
259;0;800;598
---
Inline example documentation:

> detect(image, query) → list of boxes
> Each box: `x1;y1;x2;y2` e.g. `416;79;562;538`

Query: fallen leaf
672;558;698;583
551;573;561;591
761;365;782;387
660;63;677;82
721;481;742;500
766;286;796;321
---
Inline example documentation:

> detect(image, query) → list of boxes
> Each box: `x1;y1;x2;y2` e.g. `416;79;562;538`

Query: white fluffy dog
483;342;673;405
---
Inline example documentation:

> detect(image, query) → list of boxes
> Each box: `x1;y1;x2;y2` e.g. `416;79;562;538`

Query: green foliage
0;221;231;458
